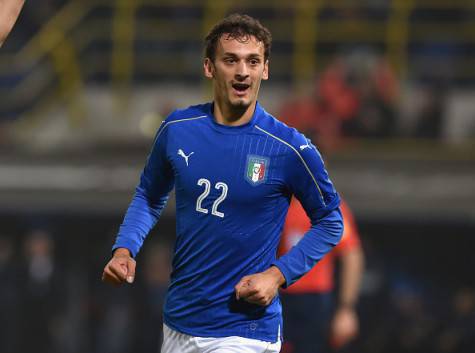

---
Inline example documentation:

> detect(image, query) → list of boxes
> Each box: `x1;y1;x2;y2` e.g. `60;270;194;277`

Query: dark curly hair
204;13;272;62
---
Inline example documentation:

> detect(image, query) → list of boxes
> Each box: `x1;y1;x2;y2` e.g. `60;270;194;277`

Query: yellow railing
387;0;414;78
293;0;321;85
111;0;138;116
0;0;473;125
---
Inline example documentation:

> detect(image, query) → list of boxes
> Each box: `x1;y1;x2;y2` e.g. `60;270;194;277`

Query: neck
213;100;257;126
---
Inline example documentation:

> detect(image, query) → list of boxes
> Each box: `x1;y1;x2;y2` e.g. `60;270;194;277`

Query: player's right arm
102;117;175;284
0;0;25;47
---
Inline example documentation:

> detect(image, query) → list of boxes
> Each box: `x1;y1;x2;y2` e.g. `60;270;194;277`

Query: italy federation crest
245;155;269;186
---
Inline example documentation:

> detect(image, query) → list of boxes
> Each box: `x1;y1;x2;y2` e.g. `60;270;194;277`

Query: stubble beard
229;97;252;116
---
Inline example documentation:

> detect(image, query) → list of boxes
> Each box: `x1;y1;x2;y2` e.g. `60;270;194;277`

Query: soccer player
102;14;343;353
280;198;364;353
0;0;25;47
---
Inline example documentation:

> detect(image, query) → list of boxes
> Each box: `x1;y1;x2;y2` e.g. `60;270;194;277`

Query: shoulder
157;103;209;137
163;103;209;125
254;110;317;157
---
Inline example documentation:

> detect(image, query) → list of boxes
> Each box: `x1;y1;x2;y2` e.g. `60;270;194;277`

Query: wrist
113;247;131;258
267;266;286;287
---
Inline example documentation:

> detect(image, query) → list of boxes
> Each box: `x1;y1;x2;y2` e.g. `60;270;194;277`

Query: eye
249;59;260;66
224;57;236;64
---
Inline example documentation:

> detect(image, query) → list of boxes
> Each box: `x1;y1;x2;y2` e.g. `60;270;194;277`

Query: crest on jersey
245;155;269;186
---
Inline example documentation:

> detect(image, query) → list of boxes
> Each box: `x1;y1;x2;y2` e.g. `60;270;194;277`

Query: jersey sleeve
272;137;343;287
112;117;175;257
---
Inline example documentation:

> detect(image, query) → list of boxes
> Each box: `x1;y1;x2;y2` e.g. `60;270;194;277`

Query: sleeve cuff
270;260;292;289
112;239;139;258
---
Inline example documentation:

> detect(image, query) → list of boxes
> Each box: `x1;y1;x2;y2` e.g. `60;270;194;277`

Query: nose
235;60;249;81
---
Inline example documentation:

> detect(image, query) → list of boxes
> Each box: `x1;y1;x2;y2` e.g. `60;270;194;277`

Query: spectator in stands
279;58;359;151
340;50;398;138
279;50;399;150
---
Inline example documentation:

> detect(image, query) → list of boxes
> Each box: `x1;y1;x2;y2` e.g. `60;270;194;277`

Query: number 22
196;178;228;218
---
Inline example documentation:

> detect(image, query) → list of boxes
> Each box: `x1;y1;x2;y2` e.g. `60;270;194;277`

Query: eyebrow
222;52;263;59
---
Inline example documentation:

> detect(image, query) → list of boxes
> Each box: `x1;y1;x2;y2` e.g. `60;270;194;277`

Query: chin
231;96;254;108
229;100;248;109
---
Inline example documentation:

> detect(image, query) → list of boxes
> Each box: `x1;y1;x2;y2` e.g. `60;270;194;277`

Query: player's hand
234;266;285;306
102;247;136;285
329;306;359;350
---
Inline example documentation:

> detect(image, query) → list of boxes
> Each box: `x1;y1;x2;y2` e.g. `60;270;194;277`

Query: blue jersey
113;102;343;342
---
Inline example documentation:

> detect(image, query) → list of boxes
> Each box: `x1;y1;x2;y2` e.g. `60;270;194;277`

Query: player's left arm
235;266;285;306
0;0;25;47
272;137;343;288
236;136;343;305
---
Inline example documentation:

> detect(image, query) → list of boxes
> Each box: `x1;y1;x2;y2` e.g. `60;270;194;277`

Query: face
204;34;269;113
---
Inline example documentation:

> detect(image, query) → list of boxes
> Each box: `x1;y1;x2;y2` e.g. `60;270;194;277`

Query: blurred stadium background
1;0;474;353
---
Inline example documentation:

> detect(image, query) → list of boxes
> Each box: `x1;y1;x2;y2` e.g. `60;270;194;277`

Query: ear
203;58;214;79
262;59;269;80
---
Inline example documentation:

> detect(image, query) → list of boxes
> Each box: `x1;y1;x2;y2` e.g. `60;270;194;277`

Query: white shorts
161;324;281;353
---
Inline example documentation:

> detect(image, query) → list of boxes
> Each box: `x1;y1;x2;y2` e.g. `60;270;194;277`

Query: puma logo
299;143;311;151
178;149;194;166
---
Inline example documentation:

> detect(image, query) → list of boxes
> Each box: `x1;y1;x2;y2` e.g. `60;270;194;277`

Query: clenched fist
102;247;136;285
235;266;285;306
